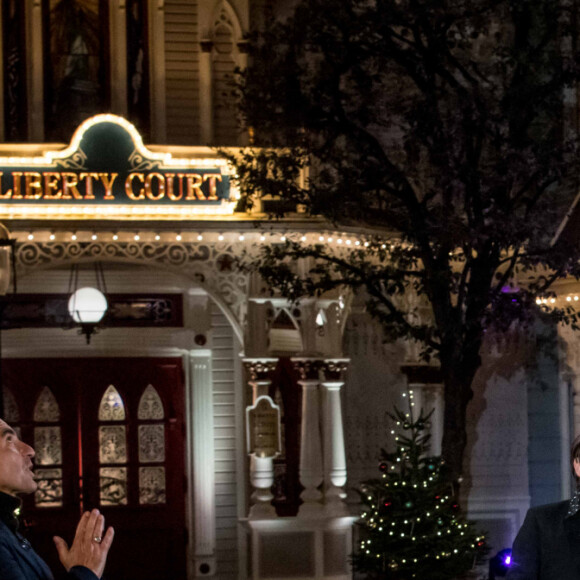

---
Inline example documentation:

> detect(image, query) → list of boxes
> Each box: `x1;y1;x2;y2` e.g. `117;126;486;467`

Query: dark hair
571;435;580;486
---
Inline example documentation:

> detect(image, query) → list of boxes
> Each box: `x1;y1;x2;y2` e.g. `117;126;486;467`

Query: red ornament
379;462;388;472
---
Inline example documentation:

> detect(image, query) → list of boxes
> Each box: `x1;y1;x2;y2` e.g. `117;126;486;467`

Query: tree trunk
440;343;482;482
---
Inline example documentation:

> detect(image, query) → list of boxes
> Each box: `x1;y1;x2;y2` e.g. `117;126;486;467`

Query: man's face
0;419;36;496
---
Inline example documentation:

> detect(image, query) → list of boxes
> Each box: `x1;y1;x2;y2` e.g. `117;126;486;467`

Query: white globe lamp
68;287;108;342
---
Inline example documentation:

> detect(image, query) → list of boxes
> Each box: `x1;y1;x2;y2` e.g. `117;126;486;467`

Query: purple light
504;555;511;566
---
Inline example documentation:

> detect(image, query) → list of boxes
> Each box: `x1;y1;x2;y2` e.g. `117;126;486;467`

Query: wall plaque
246;396;281;458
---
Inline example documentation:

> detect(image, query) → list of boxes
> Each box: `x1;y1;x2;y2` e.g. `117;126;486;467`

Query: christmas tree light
352;394;488;579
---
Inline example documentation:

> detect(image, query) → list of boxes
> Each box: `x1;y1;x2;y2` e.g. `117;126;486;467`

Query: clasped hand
53;509;115;579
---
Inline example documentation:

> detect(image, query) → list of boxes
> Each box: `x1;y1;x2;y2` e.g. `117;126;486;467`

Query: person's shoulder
0;520;11;539
528;500;569;521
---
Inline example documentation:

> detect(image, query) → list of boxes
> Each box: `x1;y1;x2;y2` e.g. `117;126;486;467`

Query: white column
109;0;128;116
148;0;166;142
244;358;278;519
322;359;349;515
26;0;44;141
199;40;213;144
188;351;217;576
292;358;324;517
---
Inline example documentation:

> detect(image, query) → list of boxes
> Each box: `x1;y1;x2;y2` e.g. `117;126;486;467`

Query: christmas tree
352;394;488;579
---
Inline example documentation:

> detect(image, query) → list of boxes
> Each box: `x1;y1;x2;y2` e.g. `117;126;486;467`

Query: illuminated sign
0;114;238;220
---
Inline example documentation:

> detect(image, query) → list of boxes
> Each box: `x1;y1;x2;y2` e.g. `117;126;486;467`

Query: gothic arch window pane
34;387;61;422
2;387;20;424
100;467;128;506
32;387;63;508
138;425;165;463
98;384;128;506
99;425;128;464
34;427;63;465
98;385;126;421
43;0;109;141
139;467;166;505
137;384;166;504
35;468;63;507
138;385;164;420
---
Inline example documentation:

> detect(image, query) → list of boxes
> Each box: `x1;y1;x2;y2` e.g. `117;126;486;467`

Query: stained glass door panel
2;357;186;580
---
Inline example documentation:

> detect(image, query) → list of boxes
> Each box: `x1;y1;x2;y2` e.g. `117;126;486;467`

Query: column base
246;515;357;580
297;500;324;518
192;555;216;577
324;485;349;516
249;502;277;519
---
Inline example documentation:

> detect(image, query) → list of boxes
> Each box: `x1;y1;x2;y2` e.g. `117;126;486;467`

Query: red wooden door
2;358;187;580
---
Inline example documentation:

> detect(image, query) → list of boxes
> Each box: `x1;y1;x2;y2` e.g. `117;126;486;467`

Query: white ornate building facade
0;2;575;580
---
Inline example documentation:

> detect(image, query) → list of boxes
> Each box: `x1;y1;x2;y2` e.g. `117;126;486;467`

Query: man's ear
574;458;580;479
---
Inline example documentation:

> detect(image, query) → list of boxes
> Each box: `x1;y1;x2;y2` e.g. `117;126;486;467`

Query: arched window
43;0;109;141
0;1;154;141
98;385;128;506
137;384;166;504
2;387;20;426
33;387;63;507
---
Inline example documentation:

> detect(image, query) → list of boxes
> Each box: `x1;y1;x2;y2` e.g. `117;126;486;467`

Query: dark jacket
507;500;580;579
0;520;98;580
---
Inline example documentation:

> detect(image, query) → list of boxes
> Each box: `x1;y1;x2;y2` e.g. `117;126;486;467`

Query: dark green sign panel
0;117;231;207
